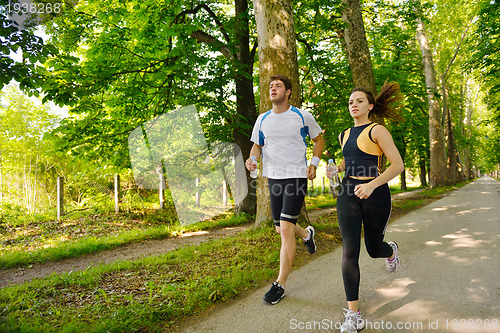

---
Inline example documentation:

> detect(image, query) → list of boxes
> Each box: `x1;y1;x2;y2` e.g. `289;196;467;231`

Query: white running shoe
340;309;365;333
386;241;401;273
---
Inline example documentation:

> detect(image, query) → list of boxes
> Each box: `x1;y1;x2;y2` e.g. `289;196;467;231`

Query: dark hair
270;74;292;96
352;80;405;122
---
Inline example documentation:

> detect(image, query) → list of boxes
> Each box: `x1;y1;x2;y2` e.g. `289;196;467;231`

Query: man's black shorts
268;178;307;226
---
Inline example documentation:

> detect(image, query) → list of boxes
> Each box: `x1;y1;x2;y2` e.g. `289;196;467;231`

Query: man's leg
276;220;297;287
295;224;309;239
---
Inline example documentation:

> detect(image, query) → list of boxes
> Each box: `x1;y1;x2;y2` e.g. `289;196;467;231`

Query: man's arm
307;134;324;180
245;143;262;171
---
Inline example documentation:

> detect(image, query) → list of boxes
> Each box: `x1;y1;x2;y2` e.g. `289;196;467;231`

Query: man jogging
245;74;324;305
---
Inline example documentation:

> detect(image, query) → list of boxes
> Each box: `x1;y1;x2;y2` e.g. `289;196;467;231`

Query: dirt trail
0;189;422;289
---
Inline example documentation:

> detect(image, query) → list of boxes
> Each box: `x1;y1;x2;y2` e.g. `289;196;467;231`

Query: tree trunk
400;169;407;191
253;0;300;225
341;0;377;94
464;80;475;180
446;103;458;185
443;85;456;185
419;154;428;187
415;9;446;187
233;0;257;216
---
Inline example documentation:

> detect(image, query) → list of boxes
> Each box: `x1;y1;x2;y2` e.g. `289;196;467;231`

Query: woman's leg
337;179;363;305
363;183;393;259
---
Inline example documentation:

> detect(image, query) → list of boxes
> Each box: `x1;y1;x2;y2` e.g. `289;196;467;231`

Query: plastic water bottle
328;159;339;187
328;159;340;197
250;156;258;178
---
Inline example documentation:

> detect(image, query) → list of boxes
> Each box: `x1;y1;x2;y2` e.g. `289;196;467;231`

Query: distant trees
0;84;59;212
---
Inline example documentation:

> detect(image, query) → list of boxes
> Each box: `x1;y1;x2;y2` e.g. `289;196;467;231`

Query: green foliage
363;0;429;172
467;0;500;171
40;0;254;167
294;0;352;160
0;84;61;214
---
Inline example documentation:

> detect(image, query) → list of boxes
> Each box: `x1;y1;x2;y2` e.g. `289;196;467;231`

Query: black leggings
337;177;393;301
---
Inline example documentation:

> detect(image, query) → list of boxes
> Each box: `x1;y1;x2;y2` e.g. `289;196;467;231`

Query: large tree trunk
252;0;300;225
341;0;377;94
233;0;257;216
415;10;446;187
443;85;456;184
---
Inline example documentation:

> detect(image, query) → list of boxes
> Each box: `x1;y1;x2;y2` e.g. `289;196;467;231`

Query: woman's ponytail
351;80;405;122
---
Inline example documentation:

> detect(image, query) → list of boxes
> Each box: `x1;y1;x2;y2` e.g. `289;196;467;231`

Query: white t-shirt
251;105;322;179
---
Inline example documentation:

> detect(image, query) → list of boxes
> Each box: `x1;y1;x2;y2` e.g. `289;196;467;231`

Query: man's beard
271;94;287;104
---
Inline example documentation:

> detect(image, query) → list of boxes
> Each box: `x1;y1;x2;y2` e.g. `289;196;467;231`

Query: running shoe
304;225;316;254
386;241;401;273
263;282;285;304
340;309;365;333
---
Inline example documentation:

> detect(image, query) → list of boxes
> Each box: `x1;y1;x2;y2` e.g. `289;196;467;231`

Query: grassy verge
0;182;468;332
0;217;341;332
0;211;250;269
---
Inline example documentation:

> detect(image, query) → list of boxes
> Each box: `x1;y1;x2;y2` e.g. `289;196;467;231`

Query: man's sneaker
263;282;285;304
340;309;365;333
386;241;401;273
304;226;316;254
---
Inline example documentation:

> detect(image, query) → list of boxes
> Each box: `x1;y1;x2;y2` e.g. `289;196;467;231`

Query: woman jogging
327;81;405;333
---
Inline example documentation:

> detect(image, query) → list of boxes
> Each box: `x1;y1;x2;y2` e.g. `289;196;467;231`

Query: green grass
0;211;250;269
305;193;336;210
0;218;341;332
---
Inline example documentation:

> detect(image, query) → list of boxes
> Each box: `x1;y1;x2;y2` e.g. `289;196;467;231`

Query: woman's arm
354;125;404;199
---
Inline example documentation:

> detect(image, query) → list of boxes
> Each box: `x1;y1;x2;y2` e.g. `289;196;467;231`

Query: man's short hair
270;74;292;96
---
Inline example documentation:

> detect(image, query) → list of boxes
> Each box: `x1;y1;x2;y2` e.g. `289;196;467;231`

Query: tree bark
233;0;258;216
419;154;428;187
341;0;377;94
253;0;301;225
415;8;446;187
463;81;475;180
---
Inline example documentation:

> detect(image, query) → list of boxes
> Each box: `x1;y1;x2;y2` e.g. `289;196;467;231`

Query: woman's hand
326;165;338;179
354;183;375;199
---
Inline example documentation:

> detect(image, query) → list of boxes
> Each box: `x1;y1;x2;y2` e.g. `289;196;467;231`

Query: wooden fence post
57;177;64;219
114;174;120;214
159;174;165;209
195;177;200;207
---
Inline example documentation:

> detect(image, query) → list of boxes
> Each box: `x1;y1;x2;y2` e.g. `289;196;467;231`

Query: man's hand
245;157;257;171
307;165;317;180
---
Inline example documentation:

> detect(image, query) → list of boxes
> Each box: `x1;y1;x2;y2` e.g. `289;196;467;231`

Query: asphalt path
179;176;500;333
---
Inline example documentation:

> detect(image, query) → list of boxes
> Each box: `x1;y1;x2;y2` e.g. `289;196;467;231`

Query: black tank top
341;123;383;178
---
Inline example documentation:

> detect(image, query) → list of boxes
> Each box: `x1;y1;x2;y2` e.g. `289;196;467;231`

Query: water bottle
250;156;258;178
328;159;340;197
